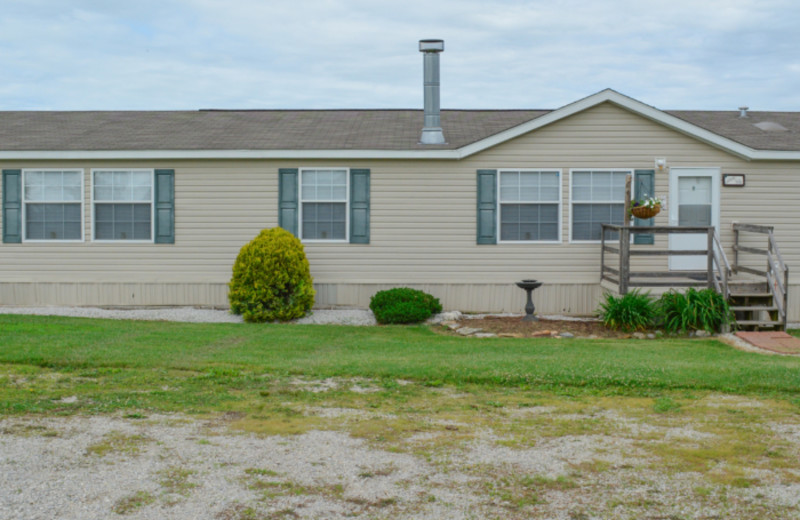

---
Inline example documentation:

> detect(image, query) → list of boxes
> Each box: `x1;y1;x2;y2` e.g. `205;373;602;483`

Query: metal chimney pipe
419;39;446;145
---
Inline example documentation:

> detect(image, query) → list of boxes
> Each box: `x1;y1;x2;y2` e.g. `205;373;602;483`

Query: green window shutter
633;169;655;245
2;169;22;243
349;169;370;244
278;168;299;237
476;169;497;244
154;169;175;244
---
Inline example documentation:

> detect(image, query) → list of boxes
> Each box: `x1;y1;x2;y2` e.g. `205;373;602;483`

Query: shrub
658;288;734;334
228;228;315;323
597;290;658;332
370;288;443;324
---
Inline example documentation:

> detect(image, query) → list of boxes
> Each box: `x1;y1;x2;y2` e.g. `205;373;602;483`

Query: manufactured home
1;41;798;323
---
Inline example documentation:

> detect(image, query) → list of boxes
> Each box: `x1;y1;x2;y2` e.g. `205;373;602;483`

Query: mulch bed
449;316;633;339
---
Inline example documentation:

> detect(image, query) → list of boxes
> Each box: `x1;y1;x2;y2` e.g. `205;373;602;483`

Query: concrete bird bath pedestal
516;279;543;322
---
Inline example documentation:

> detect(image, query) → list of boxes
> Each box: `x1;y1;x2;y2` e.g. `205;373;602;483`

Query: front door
668;168;720;271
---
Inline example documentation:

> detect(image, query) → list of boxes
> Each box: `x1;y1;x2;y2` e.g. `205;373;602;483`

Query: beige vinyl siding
1;102;800;317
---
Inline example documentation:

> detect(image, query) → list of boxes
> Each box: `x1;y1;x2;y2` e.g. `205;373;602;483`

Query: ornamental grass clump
370;288;443;324
228;227;315;323
658;288;734;334
597;290;658;332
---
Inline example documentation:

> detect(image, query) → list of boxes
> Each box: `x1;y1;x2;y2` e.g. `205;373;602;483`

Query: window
300;168;348;241
498;170;560;242
22;169;83;241
571;170;629;241
93;169;153;241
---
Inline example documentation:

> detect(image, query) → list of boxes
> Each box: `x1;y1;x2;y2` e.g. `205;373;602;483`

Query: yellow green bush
228;228;315;323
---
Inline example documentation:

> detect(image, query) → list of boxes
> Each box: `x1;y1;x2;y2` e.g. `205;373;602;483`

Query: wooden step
729;292;772;299
736;320;783;327
730;306;778;312
728;282;768;292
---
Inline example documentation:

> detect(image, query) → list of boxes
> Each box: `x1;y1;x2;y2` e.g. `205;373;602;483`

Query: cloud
0;0;797;110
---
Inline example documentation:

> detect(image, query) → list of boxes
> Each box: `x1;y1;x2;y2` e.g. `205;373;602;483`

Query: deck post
707;227;714;289
733;225;739;273
784;266;790;330
600;225;606;283
619;227;629;295
767;231;774;280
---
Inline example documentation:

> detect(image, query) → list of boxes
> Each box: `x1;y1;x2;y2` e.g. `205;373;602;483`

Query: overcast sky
1;0;798;112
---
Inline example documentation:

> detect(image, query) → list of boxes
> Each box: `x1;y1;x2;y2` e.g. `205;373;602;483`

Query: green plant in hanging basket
630;196;662;219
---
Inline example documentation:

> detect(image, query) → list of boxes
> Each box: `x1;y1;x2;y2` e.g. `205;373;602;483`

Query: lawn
1;314;799;416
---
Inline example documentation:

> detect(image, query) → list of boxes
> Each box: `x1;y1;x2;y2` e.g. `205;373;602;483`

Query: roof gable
459;89;800;161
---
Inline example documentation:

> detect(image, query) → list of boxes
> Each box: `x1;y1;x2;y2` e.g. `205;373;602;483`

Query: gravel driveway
2;392;800;519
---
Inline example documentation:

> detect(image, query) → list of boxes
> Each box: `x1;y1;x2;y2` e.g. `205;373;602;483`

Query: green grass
1;315;799;416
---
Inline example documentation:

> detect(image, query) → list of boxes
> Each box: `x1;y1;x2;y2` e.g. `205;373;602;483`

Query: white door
668;168;720;271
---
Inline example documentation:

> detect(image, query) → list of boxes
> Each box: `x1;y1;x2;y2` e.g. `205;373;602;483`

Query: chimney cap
419;39;444;52
738;106;749;118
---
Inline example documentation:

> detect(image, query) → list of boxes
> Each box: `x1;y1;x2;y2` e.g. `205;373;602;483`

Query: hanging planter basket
631;204;661;219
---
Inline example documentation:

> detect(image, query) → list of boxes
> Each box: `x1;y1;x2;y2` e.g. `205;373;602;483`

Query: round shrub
228;227;315;323
370;288;443;324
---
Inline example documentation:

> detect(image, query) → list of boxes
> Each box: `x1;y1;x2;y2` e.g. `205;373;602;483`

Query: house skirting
0;282;602;316
2;282;797;320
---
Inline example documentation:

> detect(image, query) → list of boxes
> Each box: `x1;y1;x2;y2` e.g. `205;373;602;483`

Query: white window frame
569;168;632;243
21;168;85;243
90;168;155;243
299;167;350;243
497;169;562;244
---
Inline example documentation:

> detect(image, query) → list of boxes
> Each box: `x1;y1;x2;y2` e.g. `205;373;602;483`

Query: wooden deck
600;225;727;295
600;224;789;330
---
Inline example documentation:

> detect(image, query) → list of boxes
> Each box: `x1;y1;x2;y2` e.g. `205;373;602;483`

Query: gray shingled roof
0;107;798;152
0;109;548;151
666;110;800;151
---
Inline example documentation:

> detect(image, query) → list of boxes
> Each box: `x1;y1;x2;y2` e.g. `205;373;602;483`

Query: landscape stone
559;332;574;338
498;333;523;338
474;332;497;338
433;310;463;323
647;334;656;339
695;330;711;337
456;327;482;336
632;332;646;339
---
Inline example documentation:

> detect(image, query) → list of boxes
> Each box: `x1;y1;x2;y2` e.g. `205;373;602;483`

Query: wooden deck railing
732;223;789;329
600;225;730;297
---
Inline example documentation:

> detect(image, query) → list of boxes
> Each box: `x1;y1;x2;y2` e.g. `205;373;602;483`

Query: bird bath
515;279;543;321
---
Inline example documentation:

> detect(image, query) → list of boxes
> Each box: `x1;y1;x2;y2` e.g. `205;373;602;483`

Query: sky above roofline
1;0;798;112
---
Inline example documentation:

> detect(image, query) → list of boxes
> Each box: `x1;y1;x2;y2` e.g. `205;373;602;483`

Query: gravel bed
0;306;377;325
0;306;603;327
